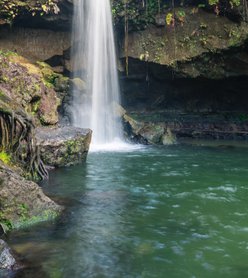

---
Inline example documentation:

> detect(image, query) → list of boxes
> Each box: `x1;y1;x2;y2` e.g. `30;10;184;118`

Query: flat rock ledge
36;126;92;167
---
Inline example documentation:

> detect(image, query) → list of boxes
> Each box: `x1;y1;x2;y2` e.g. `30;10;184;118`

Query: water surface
4;144;248;278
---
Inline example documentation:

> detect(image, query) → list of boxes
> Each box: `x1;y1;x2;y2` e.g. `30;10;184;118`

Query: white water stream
72;0;123;146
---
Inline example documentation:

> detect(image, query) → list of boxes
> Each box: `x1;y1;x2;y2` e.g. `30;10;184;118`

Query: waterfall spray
72;0;123;146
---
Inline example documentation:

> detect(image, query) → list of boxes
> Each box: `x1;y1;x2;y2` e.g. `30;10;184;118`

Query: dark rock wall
120;58;248;113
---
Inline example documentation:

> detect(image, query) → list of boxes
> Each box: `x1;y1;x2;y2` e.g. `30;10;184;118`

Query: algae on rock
0;161;62;232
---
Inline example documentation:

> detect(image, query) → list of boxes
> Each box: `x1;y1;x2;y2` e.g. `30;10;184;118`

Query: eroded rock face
0;162;62;230
36;126;92;167
0;240;17;270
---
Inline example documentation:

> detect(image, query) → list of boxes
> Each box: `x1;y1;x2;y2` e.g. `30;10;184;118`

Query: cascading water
72;0;123;146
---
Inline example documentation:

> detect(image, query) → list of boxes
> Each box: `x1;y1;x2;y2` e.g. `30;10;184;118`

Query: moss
0;50;17;57
13;209;60;229
0;207;59;232
31;99;41;114
65;139;84;155
37;61;59;87
0;211;13;233
8;55;42;76
0;220;13;233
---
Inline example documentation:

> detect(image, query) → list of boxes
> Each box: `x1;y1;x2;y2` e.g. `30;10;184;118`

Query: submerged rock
36;126;92;167
0;162;62;231
0;240;18;270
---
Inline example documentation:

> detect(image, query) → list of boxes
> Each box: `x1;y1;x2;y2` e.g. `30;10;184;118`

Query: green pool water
4;144;248;278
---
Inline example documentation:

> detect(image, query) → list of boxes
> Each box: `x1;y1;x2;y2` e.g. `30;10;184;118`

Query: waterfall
72;0;123;146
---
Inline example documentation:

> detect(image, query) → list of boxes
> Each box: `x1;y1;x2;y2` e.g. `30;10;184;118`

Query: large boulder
0;162;62;231
36;126;92;167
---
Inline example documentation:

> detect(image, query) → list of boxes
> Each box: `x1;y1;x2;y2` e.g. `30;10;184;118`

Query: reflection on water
3;144;248;278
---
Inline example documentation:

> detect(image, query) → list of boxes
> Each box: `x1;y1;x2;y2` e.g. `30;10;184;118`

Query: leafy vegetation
0;0;59;23
0;151;11;165
112;0;244;30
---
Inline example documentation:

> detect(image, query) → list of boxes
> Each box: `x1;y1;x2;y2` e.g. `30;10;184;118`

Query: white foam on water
90;139;145;153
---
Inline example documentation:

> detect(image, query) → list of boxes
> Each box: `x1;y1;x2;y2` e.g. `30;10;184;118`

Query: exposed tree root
0;109;48;180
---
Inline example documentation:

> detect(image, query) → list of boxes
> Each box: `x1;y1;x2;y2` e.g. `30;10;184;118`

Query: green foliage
229;0;241;7
208;0;219;5
0;151;11;165
0;0;60;23
207;0;240;7
19;203;29;221
166;12;173;25
112;0;168;30
112;0;242;30
0;211;12;233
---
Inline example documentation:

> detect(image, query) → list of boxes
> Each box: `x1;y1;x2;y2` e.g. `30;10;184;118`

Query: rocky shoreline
0;50;92;272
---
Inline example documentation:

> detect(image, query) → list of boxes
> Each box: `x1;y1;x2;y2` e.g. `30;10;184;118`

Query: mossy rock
36;126;92;167
0;161;62;232
0;52;60;125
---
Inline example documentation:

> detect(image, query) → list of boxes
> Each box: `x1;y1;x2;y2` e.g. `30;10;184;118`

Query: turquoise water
5;144;248;278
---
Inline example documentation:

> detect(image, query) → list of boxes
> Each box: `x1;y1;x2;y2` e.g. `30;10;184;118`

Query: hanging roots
0;109;48;180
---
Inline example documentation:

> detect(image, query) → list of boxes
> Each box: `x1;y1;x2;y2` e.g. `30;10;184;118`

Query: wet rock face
36;126;92;167
0;240;17;270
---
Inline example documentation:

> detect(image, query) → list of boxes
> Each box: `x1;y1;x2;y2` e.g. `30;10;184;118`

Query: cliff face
121;8;248;79
115;3;248;141
118;6;248;109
